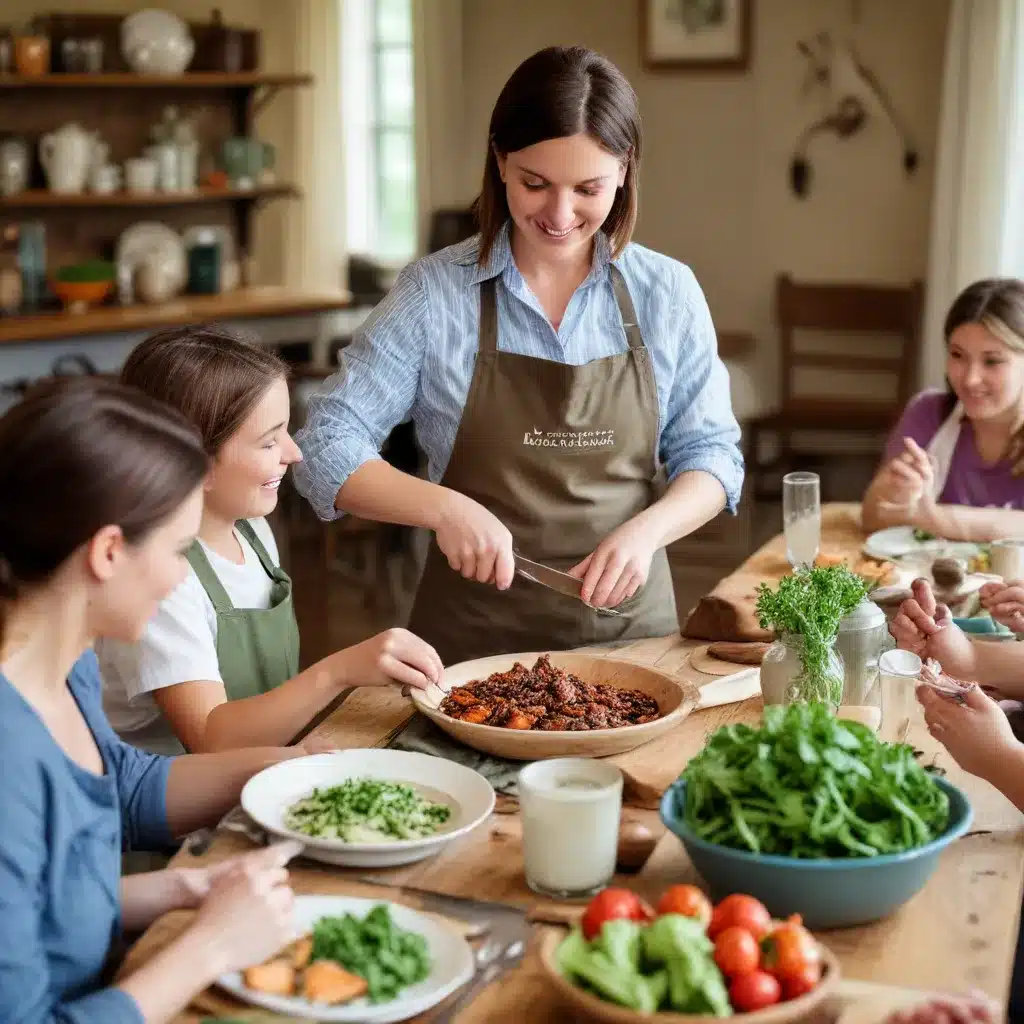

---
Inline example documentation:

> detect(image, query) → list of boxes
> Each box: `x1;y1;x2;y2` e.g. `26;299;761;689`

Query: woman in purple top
0;379;310;1023
863;278;1024;541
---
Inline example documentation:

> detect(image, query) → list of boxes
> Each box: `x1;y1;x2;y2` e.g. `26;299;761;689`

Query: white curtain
412;0;468;253
921;0;1024;387
283;0;347;290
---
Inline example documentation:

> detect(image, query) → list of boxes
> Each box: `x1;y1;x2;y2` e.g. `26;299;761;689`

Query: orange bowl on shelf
51;279;113;312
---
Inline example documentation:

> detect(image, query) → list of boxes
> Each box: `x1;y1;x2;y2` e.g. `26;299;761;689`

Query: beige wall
459;0;949;413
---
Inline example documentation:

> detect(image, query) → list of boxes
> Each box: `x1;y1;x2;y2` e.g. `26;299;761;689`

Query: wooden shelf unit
0;286;352;346
0;72;313;89
0;185;300;210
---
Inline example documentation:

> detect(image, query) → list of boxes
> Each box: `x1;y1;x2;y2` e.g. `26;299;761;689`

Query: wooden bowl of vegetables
540;885;840;1022
659;702;973;929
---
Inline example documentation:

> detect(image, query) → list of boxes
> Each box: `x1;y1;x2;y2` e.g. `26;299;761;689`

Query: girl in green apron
98;325;443;755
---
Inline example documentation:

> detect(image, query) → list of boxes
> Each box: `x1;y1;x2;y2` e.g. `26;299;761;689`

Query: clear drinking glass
783;471;821;569
877;648;922;744
518;758;623;900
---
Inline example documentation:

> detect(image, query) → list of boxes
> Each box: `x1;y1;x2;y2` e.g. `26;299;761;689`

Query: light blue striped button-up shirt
294;223;744;520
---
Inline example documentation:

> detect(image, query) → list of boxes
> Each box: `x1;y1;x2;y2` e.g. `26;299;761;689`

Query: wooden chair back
776;273;925;413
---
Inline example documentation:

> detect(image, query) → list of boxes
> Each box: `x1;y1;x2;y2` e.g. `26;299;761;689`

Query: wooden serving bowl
539;927;841;1023
409;651;700;761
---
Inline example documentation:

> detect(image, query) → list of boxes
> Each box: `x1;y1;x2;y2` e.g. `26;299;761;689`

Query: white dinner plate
240;749;495;868
862;525;981;564
217;894;475;1023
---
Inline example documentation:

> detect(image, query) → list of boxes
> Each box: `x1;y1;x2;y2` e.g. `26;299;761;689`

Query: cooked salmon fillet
288;935;313;970
243;958;296;996
302;960;369;1005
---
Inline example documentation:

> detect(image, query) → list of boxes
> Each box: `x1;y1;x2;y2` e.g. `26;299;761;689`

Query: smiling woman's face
498;133;626;263
204;377;302;521
946;322;1024;424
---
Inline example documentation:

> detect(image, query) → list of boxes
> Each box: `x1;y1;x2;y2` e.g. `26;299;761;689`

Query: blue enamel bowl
659;776;972;929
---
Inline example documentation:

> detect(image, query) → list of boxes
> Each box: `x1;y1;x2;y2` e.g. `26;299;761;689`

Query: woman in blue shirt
296;46;744;664
0;378;310;1023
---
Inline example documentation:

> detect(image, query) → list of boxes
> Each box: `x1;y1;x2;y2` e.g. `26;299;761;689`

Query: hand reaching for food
889;579;978;678
336;628;444;692
916;675;1018;782
979;580;1024;632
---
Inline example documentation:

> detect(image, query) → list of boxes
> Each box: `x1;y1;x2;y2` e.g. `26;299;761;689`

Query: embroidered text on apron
186;519;300;700
407;264;678;665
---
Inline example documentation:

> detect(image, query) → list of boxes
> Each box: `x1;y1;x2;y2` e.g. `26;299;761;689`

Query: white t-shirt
98;517;281;754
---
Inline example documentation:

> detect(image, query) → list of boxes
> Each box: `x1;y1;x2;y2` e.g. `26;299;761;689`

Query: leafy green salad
680;702;950;858
285;778;452;843
313;904;431;1003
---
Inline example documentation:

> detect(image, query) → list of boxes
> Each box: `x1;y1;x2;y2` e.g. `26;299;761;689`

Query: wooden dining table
123;504;1024;1020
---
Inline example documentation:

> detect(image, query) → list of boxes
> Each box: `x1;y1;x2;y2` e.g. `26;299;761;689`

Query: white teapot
40;122;94;195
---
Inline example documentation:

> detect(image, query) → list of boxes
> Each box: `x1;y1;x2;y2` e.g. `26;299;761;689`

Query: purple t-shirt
885;389;1024;509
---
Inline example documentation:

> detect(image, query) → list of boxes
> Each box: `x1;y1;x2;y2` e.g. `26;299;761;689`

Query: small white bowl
124;36;194;75
241;749;496;868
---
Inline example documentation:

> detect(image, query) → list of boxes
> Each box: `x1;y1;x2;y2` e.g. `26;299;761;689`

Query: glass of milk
518;758;623;900
783;471;821;568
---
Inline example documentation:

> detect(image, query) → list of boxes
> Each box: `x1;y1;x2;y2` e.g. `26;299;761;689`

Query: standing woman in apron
98;325;442;755
295;45;744;666
863;278;1024;541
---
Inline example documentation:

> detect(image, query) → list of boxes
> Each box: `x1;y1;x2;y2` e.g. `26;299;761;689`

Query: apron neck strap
480;265;644;353
236;519;279;577
480;277;499;354
609;264;644;350
186;541;235;614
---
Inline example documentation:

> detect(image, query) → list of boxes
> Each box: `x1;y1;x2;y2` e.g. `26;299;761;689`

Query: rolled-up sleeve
660;265;745;512
294;266;429;521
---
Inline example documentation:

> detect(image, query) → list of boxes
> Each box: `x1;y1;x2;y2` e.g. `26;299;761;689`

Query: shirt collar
459;221;614;286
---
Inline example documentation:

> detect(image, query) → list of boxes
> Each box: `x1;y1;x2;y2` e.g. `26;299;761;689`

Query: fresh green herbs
681;702;950;858
755;565;870;706
912;528;936;542
311;905;431;1003
285;778;451;843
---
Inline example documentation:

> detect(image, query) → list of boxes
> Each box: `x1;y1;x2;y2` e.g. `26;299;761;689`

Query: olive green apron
407;263;678;665
186;519;300;700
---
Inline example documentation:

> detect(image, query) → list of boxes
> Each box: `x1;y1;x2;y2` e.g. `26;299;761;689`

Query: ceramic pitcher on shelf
39;122;93;195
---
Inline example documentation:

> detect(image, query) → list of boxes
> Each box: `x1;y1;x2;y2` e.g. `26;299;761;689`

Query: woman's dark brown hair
120;322;287;455
0;377;208;648
943;278;1024;472
474;45;642;266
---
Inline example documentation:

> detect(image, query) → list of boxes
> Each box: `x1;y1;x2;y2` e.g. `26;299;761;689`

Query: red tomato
762;920;821;982
713;926;760;978
729;970;782;1012
781;961;822;1000
580;888;651;941
708;894;773;941
656;884;712;926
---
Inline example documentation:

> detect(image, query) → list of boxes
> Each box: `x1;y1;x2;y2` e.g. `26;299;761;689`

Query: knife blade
348;879;525;927
513;552;621;615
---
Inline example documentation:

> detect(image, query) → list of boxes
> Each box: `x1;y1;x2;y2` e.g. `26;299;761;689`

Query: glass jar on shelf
759;632;846;711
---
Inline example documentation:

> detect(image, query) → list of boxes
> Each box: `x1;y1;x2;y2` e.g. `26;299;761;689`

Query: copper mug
15;36;50;77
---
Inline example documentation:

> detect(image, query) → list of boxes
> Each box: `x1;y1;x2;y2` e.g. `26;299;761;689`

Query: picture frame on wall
641;0;752;71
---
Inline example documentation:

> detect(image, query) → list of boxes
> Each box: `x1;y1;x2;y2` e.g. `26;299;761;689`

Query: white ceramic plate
240;750;495;868
217;894;475;1023
863;525;981;564
116;221;187;293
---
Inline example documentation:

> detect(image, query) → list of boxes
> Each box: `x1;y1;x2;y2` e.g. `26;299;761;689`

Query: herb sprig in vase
755;565;870;708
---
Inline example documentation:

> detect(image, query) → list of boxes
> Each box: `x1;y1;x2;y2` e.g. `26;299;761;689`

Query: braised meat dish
438;655;661;731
